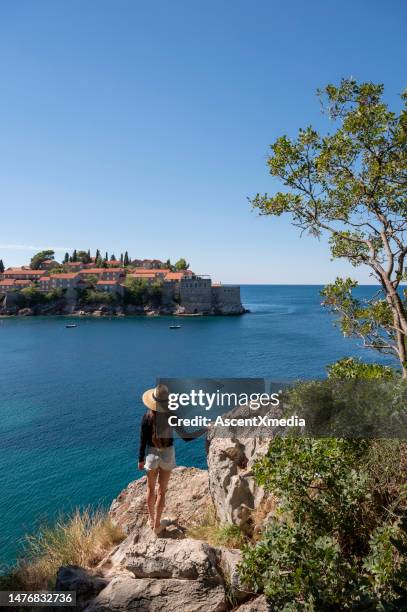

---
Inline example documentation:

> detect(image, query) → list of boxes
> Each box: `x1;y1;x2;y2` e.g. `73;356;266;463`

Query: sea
0;285;394;567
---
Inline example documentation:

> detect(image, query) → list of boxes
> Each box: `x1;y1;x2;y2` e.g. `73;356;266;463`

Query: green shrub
19;286;47;306
238;438;407;610
327;357;395;380
83;289;116;304
44;288;65;301
123;277;162;306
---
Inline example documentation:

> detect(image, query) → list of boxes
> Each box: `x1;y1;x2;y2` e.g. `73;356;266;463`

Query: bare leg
146;469;158;527
154;468;172;529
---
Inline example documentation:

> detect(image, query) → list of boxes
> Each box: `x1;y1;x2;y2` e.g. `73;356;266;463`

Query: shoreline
0;310;249;319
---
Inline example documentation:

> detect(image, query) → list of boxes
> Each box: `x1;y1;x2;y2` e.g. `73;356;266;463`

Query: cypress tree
95;249;100;261
124;251;129;266
64;252;69;264
72;249;78;262
0;259;4;274
120;253;124;264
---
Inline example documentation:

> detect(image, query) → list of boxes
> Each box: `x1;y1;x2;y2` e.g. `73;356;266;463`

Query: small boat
169;324;182;329
65;324;77;328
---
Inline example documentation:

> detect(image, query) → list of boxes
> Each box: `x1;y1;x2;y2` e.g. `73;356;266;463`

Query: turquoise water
0;285;393;566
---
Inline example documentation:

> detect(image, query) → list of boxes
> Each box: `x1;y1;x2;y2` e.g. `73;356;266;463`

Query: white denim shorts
145;445;176;471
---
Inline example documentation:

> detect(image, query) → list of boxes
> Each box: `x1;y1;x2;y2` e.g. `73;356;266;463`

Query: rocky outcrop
109;467;210;534
207;427;269;532
56;438;269;609
86;576;227;612
56;566;108;609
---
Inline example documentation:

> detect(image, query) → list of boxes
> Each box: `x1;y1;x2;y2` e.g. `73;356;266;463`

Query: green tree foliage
123;277;162;306
63;252;69;264
83;289;116;304
327;357;395;380
174;258;189;270
30;250;55;269
0;259;4;274
70;250;77;263
250;79;407;377
81;274;98;288
76;250;91;264
239;438;407;609
123;251;129;266
95;249;100;261
44;288;64;301
18;286;65;307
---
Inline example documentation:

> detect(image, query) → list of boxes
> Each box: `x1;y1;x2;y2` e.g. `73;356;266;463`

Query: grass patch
0;508;125;591
187;503;247;549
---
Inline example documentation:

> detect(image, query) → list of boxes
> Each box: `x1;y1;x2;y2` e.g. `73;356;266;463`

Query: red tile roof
4;269;44;276
50;273;79;279
0;279;16;286
165;272;185;281
80;268;124;274
96;280;119;285
132;268;170;275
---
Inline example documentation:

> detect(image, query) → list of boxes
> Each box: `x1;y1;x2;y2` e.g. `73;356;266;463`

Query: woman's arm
138;414;148;467
173;423;208;442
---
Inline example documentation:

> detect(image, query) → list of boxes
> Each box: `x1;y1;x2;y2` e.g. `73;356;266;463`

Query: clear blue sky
0;0;406;283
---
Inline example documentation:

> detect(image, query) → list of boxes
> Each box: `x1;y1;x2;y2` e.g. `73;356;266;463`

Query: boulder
216;547;249;603
85;576;227;612
55;565;108;609
109;467;210;534
101;526;221;584
17;307;34;316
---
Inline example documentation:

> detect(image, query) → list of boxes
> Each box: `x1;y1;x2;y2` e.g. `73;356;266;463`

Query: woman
138;383;207;535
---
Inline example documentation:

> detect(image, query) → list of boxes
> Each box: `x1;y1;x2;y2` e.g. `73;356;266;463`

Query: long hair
147;408;172;449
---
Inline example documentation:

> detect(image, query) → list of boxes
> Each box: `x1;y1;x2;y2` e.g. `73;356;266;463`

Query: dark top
138;411;207;462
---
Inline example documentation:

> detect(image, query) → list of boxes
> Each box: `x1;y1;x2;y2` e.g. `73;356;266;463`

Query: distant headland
0;249;246;317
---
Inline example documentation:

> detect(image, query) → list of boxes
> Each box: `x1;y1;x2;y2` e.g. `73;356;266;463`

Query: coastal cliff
54;431;270;611
0;293;246;317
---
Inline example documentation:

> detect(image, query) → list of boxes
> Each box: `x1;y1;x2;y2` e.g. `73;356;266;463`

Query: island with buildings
0;250;245;317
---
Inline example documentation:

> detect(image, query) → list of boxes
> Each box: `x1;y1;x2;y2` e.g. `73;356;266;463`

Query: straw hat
142;383;169;412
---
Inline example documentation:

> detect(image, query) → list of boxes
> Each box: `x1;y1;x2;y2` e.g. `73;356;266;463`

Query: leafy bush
238;438;407;610
44;288;65;301
14;286;66;308
123;277;162;306
83;289;116;304
19;286;47;306
280;377;407;438
327;357;395;380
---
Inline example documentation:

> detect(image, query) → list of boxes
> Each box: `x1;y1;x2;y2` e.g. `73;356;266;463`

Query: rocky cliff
55;434;270;611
